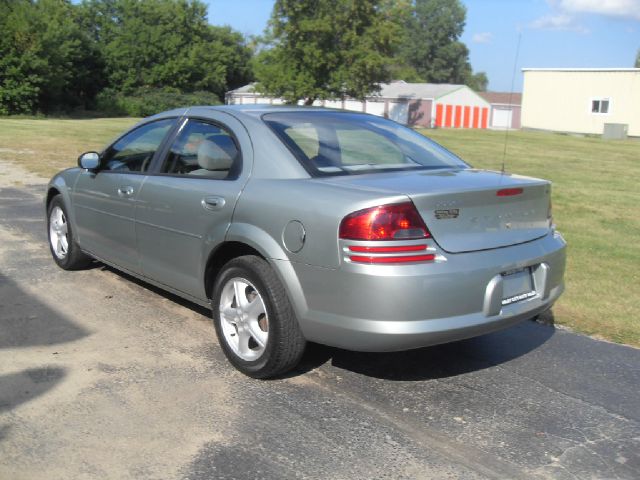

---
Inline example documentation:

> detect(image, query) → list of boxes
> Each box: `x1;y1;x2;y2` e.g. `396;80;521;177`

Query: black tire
211;255;306;378
47;195;92;270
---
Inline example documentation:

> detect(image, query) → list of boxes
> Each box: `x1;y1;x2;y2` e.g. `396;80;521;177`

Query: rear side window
102;118;175;172
285;123;319;159
160;119;240;180
264;112;468;176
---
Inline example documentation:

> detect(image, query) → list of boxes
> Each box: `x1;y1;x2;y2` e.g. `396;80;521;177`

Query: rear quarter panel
231;178;407;269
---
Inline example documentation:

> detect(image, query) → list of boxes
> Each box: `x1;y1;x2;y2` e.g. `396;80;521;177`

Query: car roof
187;104;358;119
143;105;373;135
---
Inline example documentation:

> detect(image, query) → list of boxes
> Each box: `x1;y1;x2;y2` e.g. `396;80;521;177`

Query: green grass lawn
0;117;139;179
0;117;638;346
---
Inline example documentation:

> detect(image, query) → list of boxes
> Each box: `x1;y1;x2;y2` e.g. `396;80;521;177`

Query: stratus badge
435;209;459;219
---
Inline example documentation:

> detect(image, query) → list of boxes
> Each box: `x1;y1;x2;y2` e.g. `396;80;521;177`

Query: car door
135;113;253;300
73;118;177;273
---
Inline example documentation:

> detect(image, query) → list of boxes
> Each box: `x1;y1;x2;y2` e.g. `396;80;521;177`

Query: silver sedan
46;106;566;378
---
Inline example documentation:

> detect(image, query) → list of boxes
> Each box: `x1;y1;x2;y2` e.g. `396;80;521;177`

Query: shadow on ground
294;320;555;381
0;272;90;348
99;262;555;382
0;272;85;416
99;265;211;318
0;367;66;413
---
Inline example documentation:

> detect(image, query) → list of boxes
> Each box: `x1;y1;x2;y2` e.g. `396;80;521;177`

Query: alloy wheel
49;205;69;260
218;277;269;361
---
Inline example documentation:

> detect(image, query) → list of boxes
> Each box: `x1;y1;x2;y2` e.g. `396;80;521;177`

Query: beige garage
521;68;640;137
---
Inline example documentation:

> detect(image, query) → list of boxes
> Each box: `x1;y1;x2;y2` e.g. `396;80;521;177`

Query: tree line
1;0;488;116
256;0;487;105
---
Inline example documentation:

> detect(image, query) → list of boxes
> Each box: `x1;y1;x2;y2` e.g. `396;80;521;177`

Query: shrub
95;87;221;117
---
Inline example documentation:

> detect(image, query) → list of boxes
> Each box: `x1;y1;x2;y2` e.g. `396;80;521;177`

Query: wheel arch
46;171;82;243
46;176;77;239
203;241;264;300
203;225;309;320
46;186;61;209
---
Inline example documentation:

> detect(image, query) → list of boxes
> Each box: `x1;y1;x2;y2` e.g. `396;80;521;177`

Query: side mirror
78;151;100;171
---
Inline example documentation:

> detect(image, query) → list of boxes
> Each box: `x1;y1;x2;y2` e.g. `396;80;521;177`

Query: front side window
161;119;240;179
264;112;468;176
101;118;175;172
591;99;610;114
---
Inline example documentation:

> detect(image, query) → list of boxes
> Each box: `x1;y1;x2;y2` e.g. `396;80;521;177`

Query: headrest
210;134;237;158
197;139;235;171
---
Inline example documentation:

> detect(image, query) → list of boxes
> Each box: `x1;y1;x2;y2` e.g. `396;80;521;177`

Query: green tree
395;0;487;89
0;0;44;114
35;0;103;111
466;71;488;92
79;0;252;100
0;0;98;114
635;49;640;68
254;0;401;104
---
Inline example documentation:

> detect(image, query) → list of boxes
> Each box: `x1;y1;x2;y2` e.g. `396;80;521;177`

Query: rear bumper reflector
349;245;427;253
349;254;436;264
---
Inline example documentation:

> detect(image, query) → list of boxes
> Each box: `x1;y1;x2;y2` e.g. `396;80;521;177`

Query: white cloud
472;32;493;44
531;0;639;34
555;0;640;20
529;13;590;32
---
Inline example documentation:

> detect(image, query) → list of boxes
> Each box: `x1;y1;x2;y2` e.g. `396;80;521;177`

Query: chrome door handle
201;196;226;211
117;186;134;197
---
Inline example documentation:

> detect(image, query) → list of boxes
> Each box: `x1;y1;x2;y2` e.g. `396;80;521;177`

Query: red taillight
339;202;430;241
496;187;523;197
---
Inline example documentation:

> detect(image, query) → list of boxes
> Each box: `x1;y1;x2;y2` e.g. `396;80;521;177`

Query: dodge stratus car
46;106;566;377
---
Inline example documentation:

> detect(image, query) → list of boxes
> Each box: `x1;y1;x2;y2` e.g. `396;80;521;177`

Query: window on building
591;99;610;114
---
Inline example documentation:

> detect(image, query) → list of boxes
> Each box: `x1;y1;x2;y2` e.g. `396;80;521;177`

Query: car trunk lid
321;168;552;253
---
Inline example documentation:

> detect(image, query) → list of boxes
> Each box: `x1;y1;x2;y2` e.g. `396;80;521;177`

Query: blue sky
207;0;640;92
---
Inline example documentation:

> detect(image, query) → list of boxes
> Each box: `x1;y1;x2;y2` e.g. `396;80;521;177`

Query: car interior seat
190;138;236;178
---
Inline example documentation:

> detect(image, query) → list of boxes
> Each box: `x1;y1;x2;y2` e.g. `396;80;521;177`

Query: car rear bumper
287;230;566;352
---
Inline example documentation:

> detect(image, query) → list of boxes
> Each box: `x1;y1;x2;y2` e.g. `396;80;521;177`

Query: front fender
46;168;82;243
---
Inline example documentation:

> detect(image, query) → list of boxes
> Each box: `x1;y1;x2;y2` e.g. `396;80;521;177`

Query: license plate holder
501;267;536;306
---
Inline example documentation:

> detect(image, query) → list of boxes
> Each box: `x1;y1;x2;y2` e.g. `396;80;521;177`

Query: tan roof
227;81;469;100
479;91;522;106
375;82;464;100
228;83;258;94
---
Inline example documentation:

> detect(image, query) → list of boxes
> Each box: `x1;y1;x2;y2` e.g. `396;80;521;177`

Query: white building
479;92;522;129
226;81;492;129
521;68;640;137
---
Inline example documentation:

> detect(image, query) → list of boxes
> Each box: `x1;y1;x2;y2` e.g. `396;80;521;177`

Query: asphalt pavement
1;183;638;480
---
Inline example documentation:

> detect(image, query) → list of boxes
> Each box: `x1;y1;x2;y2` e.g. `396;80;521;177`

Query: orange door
445;105;453;127
435;104;443;127
463;106;470;128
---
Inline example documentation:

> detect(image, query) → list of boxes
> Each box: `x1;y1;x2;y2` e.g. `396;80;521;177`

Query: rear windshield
263;111;468;176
